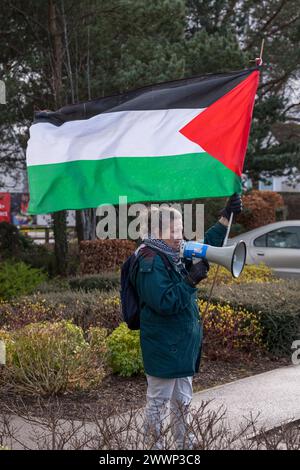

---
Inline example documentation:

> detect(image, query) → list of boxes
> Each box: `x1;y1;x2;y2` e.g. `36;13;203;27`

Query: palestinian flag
26;67;259;214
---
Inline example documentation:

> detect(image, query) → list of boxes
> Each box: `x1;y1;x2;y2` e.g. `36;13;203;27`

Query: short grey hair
141;204;183;239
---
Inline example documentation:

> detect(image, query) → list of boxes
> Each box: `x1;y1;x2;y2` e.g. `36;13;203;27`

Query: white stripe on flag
26;108;206;166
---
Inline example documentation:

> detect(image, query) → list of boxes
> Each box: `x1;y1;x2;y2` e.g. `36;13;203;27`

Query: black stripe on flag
34;67;258;127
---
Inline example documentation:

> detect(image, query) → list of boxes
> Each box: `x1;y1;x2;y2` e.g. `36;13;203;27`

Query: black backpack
120;247;173;330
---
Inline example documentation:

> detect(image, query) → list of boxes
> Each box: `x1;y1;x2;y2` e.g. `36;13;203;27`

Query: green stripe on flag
27;152;242;214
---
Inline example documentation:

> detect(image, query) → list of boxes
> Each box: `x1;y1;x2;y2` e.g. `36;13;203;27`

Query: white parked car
228;220;300;278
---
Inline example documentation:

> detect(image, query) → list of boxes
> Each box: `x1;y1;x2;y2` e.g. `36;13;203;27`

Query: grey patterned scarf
142;238;187;275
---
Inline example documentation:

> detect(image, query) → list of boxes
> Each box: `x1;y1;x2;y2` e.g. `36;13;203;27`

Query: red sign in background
0;192;35;225
0;193;11;222
11;193;34;225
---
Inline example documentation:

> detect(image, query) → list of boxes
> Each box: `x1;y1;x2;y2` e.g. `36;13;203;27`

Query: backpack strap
145;247;174;272
131;245;174;283
128;246;175;315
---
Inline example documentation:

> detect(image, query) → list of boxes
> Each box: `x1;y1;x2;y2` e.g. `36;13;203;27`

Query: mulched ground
0;355;290;421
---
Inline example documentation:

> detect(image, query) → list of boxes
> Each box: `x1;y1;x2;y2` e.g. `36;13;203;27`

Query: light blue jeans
144;374;196;450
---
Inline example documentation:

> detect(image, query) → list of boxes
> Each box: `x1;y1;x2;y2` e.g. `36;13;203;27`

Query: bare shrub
1;398;299;450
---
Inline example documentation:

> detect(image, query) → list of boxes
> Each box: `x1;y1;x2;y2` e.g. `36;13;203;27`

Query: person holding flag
132;196;242;450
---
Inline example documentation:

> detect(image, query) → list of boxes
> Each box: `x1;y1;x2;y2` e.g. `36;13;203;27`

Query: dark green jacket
134;222;227;378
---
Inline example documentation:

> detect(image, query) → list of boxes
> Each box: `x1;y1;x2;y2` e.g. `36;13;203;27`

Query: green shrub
107;323;144;377
0;261;47;300
0;221;57;276
0;320;106;396
198;280;300;356
0;222;26;259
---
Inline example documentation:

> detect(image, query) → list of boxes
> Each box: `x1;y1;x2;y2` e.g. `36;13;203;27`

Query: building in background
259;169;300;193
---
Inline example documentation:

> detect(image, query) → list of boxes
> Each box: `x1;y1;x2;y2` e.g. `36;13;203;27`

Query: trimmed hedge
0;289;122;332
68;272;120;292
35;263;275;294
1;274;299;358
79;239;136;274
35;272;120;293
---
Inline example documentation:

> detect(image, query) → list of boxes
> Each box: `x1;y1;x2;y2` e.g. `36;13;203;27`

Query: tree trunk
82;208;97;240
75;209;97;242
52;210;68;274
48;0;68;275
75;210;85;243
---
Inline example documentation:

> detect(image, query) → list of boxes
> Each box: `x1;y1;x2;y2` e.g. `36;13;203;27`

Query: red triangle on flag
179;70;259;176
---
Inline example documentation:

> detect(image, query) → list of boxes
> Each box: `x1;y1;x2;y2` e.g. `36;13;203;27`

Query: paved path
1;364;300;449
191;364;300;431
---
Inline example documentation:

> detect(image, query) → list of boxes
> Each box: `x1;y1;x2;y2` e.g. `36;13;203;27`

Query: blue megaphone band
182;241;209;260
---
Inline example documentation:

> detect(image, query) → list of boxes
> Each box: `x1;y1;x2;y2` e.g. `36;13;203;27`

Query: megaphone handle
202;212;234;323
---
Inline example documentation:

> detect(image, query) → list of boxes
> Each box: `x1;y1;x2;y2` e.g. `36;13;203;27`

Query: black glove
185;258;210;287
219;193;243;222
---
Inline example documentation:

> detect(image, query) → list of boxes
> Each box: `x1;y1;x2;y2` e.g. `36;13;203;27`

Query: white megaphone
180;240;247;278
